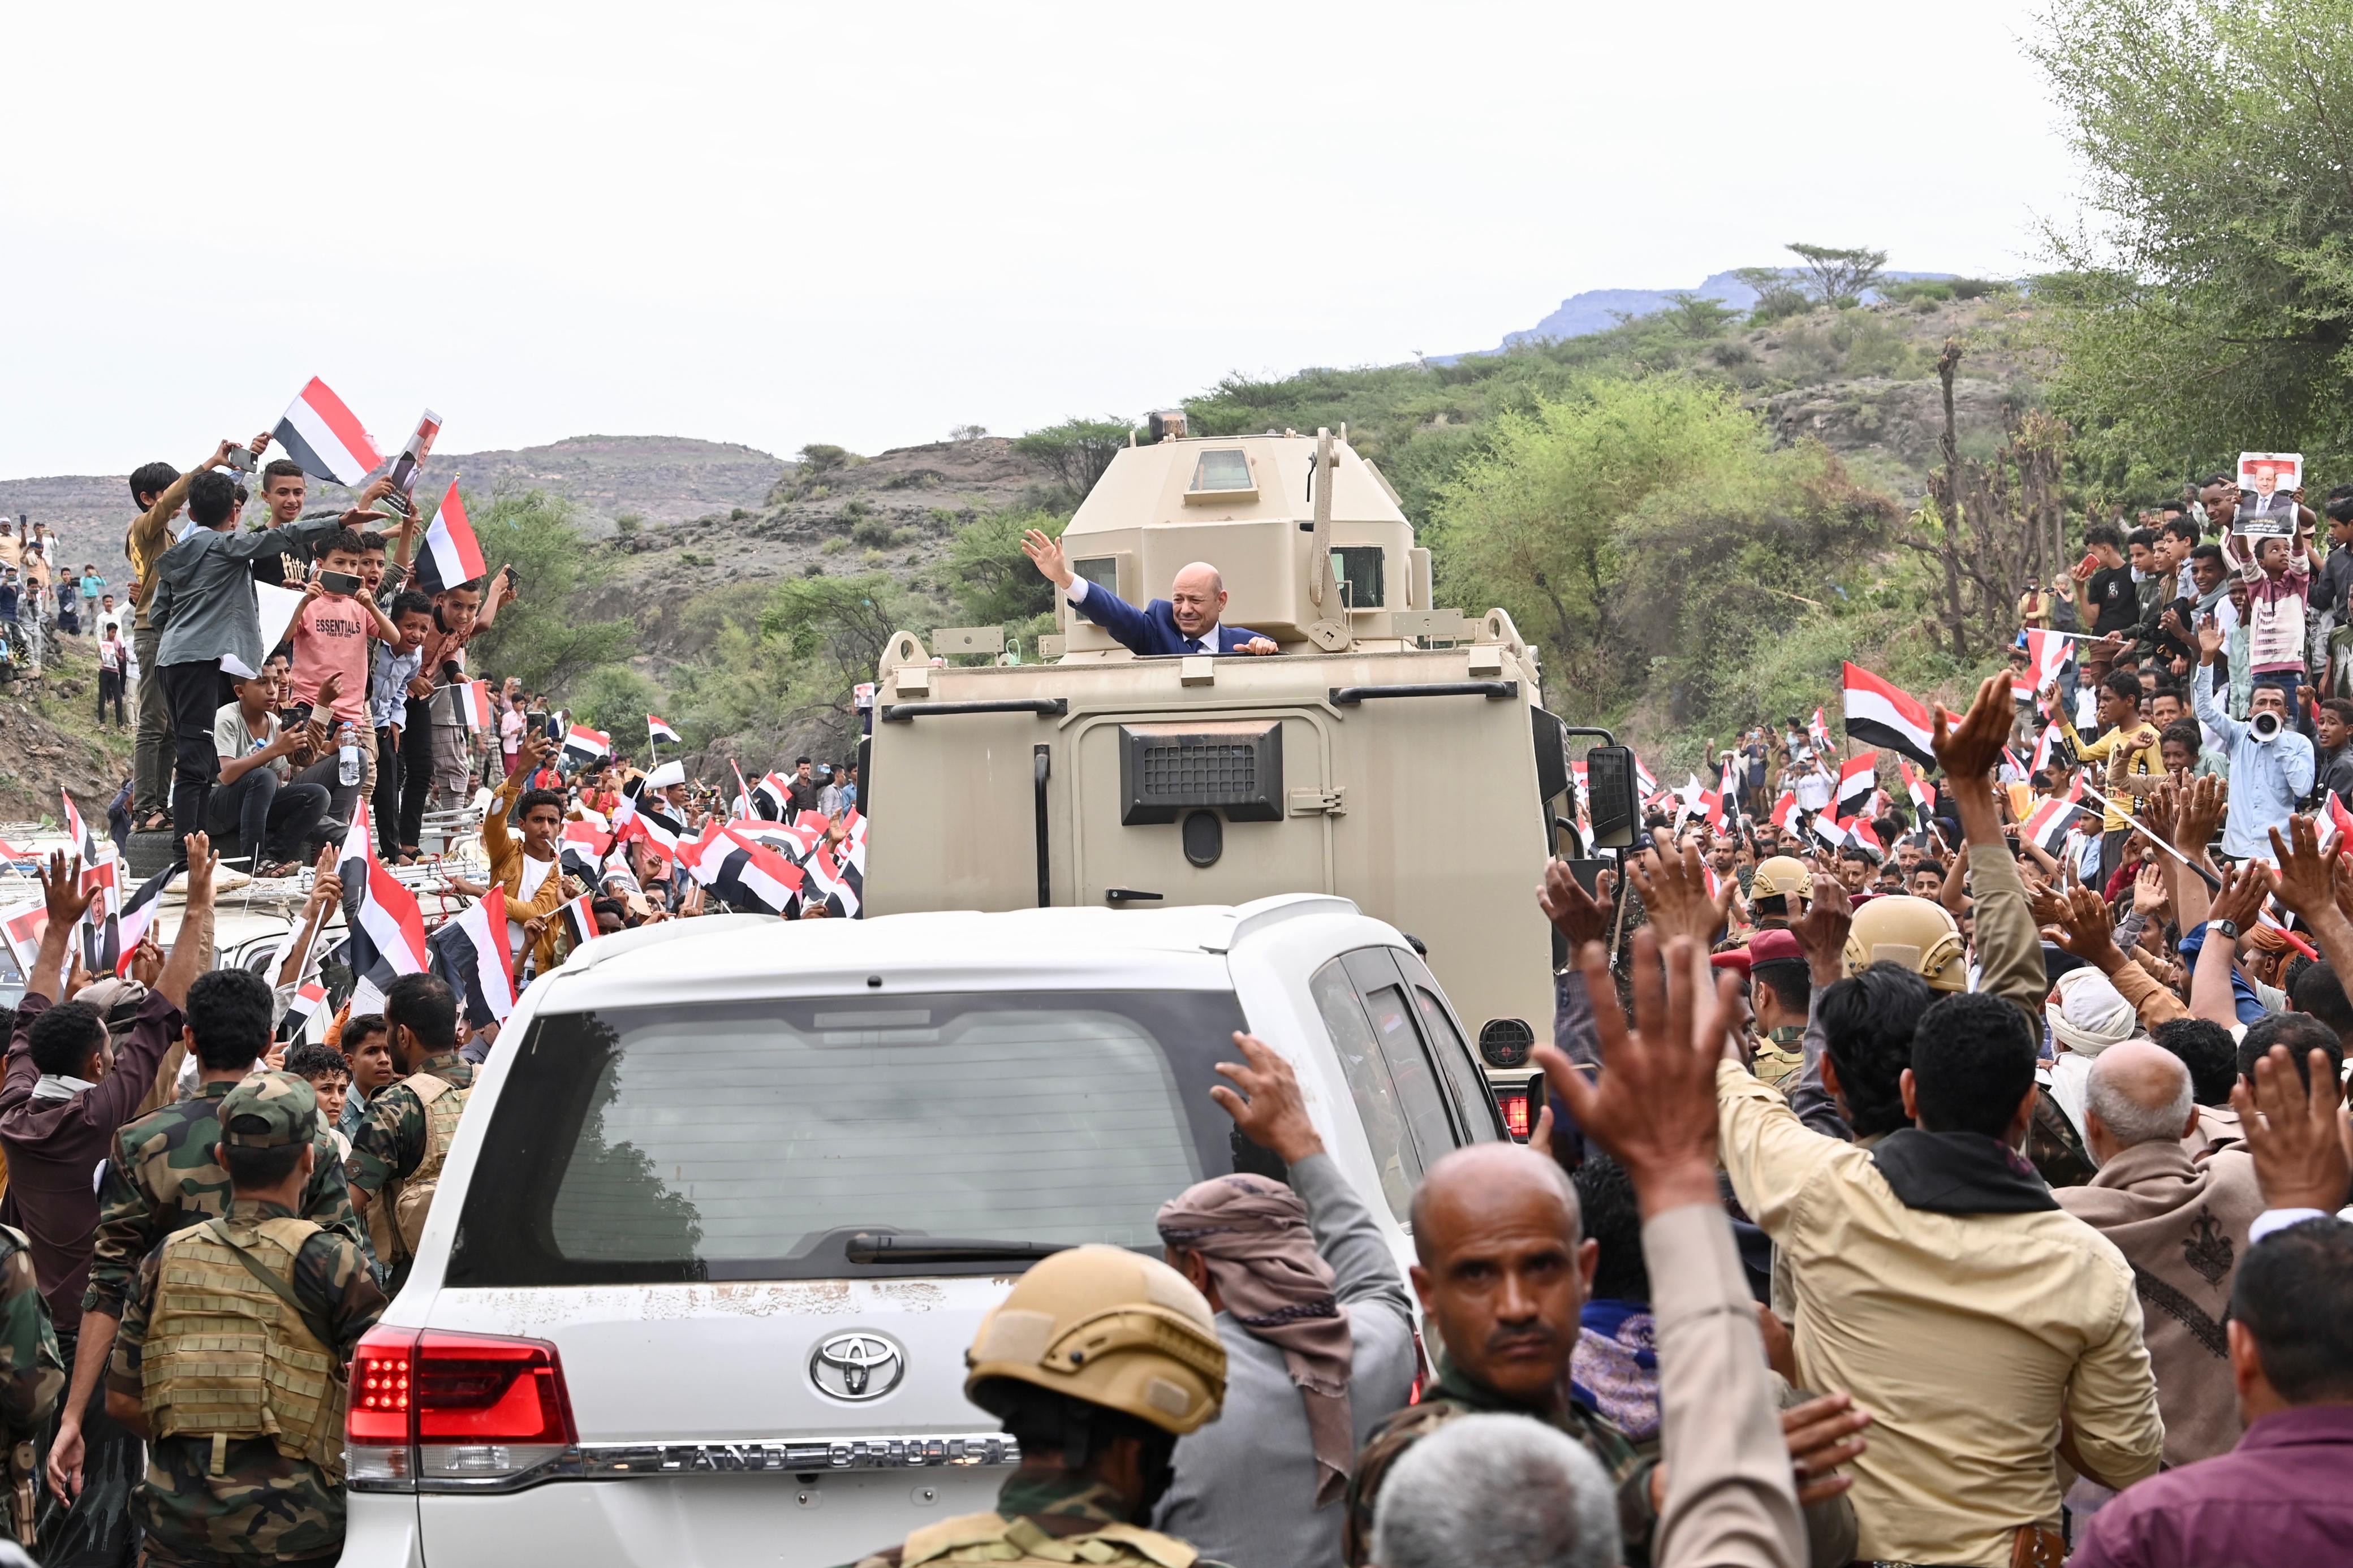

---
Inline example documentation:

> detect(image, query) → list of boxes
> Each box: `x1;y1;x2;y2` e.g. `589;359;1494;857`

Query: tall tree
1785;243;1888;306
1013;417;1131;503
2032;0;2353;481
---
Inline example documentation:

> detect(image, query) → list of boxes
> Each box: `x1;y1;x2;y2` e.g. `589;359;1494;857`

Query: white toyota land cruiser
339;894;1506;1567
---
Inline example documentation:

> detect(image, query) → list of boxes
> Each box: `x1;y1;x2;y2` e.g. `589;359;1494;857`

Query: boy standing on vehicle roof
345;974;474;1294
105;1071;386;1568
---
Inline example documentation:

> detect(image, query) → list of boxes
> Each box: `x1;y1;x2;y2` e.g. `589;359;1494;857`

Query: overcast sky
0;1;2076;478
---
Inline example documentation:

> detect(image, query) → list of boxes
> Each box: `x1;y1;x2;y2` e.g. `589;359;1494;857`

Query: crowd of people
0;442;2349;1567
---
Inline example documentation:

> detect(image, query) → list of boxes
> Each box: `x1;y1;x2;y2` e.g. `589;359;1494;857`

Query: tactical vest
372;1073;468;1264
875;1511;1200;1567
141;1216;345;1483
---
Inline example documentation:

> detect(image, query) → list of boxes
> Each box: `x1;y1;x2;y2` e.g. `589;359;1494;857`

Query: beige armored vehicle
864;423;1583;1117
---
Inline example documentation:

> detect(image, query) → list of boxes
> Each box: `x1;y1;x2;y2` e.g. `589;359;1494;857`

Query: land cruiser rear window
445;989;1259;1284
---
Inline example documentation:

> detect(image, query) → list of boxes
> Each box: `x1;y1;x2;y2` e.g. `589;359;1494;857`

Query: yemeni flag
2031;722;2065;776
1835;752;1879;815
719;827;805;913
559;819;612;881
749;772;791;820
336;819;429;984
2022;776;2087;854
111;864;176;978
0;902;48;983
648;714;679;747
1809;812;1848;853
1841;663;1938;768
562;724;611;764
428;885;518;1027
458;680;492;734
1899;759;1936;817
1847;817;1884;862
803;835;861;918
278;980;328;1043
2018;629;2071;701
674;821;729;887
632;809;687;869
727;758;754;820
2318;792;2353;856
1807;707;1831;753
274;377;383;486
61;788;99;863
1770;792;1800;835
411;482;489;595
558;889;599;949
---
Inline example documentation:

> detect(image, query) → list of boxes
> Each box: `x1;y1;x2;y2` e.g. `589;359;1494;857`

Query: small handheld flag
648;714;679;747
562;724;612;764
1841;662;1938;769
411;482;488;596
274;377;383;486
1836;752;1880;815
558;890;600;949
459;680;492;733
428;885;519;1027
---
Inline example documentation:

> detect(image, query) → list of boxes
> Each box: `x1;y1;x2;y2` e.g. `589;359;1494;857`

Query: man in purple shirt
0;838;216;1565
2074;1045;2353;1568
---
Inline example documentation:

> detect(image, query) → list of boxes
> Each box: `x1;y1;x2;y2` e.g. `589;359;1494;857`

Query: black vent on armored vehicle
1119;720;1285;825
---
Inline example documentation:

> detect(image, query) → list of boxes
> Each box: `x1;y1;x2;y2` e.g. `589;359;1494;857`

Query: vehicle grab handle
1328;681;1518;705
880;698;1070;722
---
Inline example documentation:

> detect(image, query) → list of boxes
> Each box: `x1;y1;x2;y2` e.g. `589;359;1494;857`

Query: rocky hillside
0;635;136;824
592;436;1059;671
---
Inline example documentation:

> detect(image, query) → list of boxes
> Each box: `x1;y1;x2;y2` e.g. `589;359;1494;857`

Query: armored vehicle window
1072;556;1118;623
1311;959;1420;1223
1331;546;1385;608
445;988;1262;1285
1189;449;1254;495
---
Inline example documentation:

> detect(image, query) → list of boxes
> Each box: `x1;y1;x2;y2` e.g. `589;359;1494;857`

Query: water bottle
338;723;360;787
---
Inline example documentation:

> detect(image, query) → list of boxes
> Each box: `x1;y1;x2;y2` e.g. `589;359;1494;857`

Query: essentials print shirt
290;593;373;723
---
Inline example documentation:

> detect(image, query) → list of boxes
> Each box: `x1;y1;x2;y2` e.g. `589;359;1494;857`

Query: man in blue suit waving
1022;529;1280;656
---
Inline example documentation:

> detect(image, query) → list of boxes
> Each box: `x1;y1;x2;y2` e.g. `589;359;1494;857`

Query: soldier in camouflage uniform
1342;1144;1661;1567
839;1245;1232;1568
106;1073;386;1567
57;966;365;1545
344;974;474;1293
0;1225;64;1548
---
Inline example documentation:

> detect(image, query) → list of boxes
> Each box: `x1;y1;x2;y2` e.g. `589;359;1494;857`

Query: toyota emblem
811;1332;906;1401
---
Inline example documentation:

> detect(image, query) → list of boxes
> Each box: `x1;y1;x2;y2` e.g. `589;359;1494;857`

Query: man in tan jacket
481;731;575;976
1717;676;2165;1567
2057;1041;2264;1466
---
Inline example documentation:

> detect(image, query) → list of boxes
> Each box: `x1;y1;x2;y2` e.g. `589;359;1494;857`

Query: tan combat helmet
1751;856;1813;907
964;1244;1227;1436
1844;894;1968;991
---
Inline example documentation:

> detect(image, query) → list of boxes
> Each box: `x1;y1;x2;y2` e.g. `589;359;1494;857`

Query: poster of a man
2236;450;2302;534
385;408;444;502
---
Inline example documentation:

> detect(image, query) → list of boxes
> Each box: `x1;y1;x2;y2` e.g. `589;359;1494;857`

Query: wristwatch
2212;918;2240;941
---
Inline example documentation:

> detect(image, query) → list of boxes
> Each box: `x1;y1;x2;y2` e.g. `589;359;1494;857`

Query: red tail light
1498;1087;1532;1141
347;1325;576;1491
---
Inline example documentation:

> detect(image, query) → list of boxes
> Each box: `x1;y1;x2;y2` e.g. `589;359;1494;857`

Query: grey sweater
152;513;342;671
1153;1151;1417;1568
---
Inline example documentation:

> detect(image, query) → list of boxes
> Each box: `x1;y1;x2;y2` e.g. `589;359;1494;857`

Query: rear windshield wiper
844;1233;1071;1265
